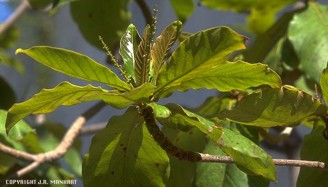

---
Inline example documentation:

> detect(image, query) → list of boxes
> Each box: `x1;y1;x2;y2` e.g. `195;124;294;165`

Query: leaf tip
15;48;24;55
5;114;15;135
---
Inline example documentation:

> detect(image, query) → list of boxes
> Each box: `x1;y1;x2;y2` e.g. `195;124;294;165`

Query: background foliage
1;0;328;187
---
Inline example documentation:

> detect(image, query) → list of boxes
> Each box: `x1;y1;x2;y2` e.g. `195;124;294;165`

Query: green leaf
50;0;77;13
169;0;195;22
148;103;171;118
6;82;155;132
0;76;16;110
163;127;207;187
39;124;82;177
151;21;182;83
20;132;44;153
218;128;276;181
195;140;249;187
192;96;232;118
297;121;328;187
155;27;281;98
0;110;34;140
0;52;25;74
220;86;327;127
28;0;52;10
200;0;295;12
160;104;222;141
320;66;328;103
119;24;141;81
0;110;35;174
16;46;130;91
288;2;328;83
135;25;152;86
200;0;296;34
243;10;295;64
99;82;156;108
70;0;130;49
0;27;19;49
83;108;169;187
5;81;107;132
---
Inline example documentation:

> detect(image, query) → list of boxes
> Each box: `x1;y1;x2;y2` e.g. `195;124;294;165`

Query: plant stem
141;106;202;161
141;106;327;169
0;101;106;178
0;103;326;178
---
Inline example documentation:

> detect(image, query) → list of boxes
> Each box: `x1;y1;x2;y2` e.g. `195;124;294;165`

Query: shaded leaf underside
220;86;326;127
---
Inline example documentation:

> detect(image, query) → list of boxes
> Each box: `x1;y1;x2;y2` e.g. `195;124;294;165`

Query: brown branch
1;102;326;178
79;122;107;135
0;0;29;35
0;143;36;161
197;153;326;169
0;101;106;178
141;105;327;169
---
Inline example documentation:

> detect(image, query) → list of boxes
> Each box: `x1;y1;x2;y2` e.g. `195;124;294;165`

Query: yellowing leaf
320;66;328;103
6;82;155;132
218;128;276;181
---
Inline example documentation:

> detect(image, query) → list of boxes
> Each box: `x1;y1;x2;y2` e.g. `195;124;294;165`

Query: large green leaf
297;121;328;187
163;127;207;187
218;128;276;181
5;81;106;132
192;96;232;118
159;103;222;141
6;81;155;132
16;46;130;91
220;86;327;127
83;108;169;187
119;24;141;81
155;27;281;98
288;2;328;83
320;66;328;103
200;0;296;34
169;0;195;22
195;140;249;187
151;21;182;83
70;0;130;49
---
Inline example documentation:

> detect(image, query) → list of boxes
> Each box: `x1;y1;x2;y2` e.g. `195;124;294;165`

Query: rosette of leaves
5;21;287;186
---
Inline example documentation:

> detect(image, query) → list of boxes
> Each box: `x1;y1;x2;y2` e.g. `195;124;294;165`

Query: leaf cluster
1;0;328;186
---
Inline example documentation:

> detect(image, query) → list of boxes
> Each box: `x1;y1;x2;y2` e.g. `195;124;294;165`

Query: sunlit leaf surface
83;108;169;187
